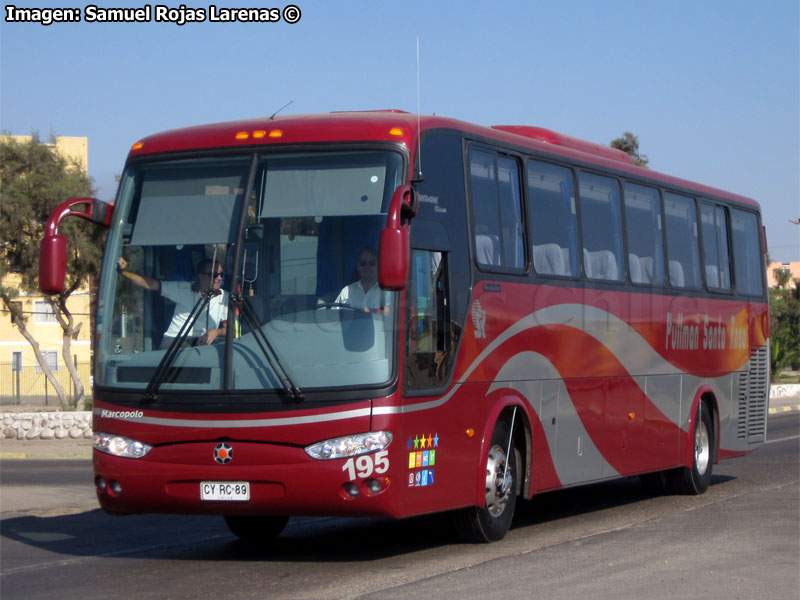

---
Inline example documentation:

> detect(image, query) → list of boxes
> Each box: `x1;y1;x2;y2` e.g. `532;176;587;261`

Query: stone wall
2;411;92;440
770;383;800;398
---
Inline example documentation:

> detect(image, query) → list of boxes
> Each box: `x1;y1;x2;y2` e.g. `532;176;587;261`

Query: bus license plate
200;481;250;501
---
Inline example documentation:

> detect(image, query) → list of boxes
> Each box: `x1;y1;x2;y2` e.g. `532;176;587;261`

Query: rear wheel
224;515;289;542
670;402;714;495
454;419;518;543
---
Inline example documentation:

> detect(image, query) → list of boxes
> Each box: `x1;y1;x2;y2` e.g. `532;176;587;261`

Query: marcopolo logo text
101;410;144;420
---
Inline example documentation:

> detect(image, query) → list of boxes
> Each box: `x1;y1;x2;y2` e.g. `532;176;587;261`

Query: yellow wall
1;134;88;171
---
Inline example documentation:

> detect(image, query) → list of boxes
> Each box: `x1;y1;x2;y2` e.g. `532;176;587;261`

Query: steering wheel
314;302;363;313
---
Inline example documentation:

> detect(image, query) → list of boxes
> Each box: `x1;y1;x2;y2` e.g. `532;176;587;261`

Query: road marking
767;435;800;445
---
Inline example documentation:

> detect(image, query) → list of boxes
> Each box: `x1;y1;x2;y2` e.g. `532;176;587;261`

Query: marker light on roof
252;130;267;139
235;131;249;140
389;127;404;136
268;129;283;138
131;141;144;150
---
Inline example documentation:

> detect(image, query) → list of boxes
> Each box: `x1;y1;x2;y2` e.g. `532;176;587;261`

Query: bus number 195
342;450;389;480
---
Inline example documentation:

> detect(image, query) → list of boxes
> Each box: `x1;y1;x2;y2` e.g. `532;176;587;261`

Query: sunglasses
202;272;224;278
359;260;376;267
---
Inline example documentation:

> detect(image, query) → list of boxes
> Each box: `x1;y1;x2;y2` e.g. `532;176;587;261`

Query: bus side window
700;202;732;291
405;250;453;392
623;182;665;286
528;160;579;278
468;148;525;271
664;193;702;290
578;172;625;282
730;209;764;297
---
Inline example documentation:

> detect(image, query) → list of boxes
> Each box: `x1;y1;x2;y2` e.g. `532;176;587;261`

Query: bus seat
475;234;500;266
705;265;719;288
585;249;618;281
669;260;685;287
533;243;566;276
629;253;642;284
561;247;573;275
639;256;654;284
583;249;593;278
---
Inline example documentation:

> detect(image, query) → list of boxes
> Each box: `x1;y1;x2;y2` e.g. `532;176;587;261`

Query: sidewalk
0;437;93;460
1;395;798;461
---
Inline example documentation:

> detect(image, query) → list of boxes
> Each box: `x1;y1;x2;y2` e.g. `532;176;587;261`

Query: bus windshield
95;150;404;396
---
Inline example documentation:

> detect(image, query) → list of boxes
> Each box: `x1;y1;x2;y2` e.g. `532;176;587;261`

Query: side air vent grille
737;345;769;443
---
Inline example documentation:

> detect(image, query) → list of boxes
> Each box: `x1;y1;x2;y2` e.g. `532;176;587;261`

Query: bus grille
737;345;769;443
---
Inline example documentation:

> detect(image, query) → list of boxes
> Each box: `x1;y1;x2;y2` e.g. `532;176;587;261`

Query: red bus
40;111;770;542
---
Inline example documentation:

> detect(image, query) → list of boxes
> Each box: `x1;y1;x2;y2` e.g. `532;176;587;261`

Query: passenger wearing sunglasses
334;247;391;315
117;256;228;347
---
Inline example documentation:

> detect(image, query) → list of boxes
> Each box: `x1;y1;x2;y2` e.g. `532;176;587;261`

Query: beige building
767;261;800;289
2;135;88;172
1;135;92;404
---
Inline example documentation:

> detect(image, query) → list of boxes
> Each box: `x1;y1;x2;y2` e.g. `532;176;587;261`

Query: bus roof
128;110;759;209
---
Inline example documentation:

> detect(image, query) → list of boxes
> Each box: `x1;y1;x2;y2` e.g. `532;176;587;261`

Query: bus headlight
93;432;152;459
305;431;392;460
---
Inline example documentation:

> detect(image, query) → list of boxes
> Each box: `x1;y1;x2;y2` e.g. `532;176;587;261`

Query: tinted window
700;202;732;290
730;209;764;296
405;250;452;391
623;183;665;286
528;160;579;277
579;172;624;282
664;193;701;289
469;149;525;270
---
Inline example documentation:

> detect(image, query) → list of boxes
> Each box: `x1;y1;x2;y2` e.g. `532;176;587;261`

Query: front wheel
670;402;714;495
453;419;518;543
224;515;289;542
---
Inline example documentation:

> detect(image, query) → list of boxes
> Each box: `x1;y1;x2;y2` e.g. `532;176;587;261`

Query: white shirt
335;280;391;311
161;281;229;338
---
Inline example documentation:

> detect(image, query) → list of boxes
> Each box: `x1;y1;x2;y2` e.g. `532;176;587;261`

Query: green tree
769;283;800;380
774;268;792;289
611;131;650;168
0;135;105;408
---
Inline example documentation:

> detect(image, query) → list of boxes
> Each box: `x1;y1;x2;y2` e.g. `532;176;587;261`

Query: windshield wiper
144;290;214;402
237;295;304;401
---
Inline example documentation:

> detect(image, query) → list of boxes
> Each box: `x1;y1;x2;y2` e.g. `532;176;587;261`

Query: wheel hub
694;419;710;475
484;444;511;517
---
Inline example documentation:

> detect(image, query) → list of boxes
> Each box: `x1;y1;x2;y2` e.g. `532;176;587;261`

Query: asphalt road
1;413;798;600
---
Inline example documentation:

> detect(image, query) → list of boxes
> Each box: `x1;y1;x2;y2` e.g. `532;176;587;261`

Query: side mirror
379;185;416;290
39;197;113;294
379;227;409;290
39;235;69;294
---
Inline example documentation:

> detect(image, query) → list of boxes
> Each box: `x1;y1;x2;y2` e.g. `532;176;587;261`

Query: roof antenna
414;36;424;182
269;100;293;121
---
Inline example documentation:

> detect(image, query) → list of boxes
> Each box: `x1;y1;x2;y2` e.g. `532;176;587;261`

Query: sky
2;0;799;261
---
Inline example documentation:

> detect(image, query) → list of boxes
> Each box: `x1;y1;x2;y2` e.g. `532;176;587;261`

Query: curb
0;448;92;460
769;404;800;415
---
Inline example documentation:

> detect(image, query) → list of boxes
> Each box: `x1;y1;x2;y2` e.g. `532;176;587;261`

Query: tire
669;402;714;495
224;515;289;542
454;419;518;543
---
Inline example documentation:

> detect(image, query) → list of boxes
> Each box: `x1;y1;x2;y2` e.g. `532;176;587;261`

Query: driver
117;257;228;347
335;247;391;315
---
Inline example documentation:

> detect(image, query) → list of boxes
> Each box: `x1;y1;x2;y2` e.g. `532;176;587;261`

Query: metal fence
0;361;92;407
